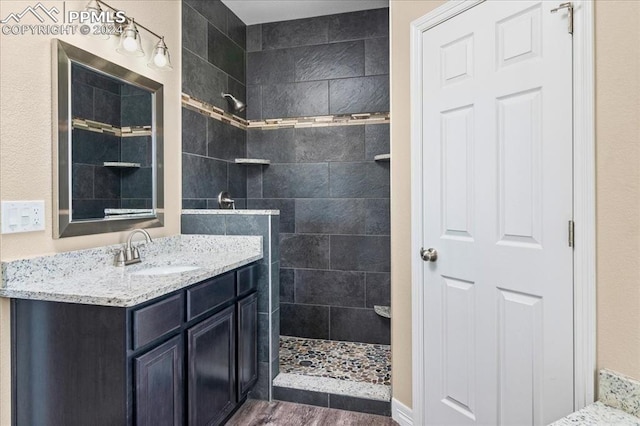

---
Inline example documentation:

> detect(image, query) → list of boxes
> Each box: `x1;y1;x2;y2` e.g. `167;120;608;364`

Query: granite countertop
550;369;640;425
0;235;262;307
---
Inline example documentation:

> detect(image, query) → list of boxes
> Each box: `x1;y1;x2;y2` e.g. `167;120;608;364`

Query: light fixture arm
94;0;163;41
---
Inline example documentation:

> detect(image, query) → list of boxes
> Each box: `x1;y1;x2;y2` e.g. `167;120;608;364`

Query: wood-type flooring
227;399;398;426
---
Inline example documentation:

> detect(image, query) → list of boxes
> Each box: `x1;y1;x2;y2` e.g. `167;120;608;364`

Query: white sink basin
130;265;201;276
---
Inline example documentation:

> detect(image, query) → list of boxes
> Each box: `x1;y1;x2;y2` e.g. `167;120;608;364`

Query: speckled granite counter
550;369;640;425
0;235;262;307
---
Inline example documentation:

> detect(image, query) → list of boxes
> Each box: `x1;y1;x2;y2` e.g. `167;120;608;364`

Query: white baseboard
392;398;413;426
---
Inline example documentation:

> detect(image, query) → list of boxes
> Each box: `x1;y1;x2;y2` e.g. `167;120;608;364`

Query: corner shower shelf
374;154;391;162
103;162;141;168
234;158;271;165
374;305;391;319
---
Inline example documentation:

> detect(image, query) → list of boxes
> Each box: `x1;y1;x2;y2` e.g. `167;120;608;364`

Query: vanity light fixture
148;37;173;71
84;0;110;39
84;0;174;71
116;19;144;57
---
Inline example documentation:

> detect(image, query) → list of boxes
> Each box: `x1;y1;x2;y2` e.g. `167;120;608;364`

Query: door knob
420;248;438;262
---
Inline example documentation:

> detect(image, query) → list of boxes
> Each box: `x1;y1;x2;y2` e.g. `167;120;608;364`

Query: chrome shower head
221;93;246;113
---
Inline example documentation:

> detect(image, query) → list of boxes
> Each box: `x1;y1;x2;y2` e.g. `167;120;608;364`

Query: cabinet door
135;335;183;426
237;293;258;400
187;305;236;426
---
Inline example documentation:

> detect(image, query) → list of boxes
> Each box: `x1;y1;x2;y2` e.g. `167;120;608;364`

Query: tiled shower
181;0;391;415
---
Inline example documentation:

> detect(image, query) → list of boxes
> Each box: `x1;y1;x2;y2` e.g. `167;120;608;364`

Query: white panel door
420;1;573;425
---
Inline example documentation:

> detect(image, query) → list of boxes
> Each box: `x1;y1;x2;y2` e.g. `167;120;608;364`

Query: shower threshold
273;336;391;416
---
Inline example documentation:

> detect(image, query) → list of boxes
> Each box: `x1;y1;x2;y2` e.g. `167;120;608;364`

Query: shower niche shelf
374;154;390;162
103;162;142;168
234;158;271;165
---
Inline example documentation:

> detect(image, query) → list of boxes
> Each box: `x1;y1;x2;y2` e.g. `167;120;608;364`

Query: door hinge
568;220;575;248
551;2;574;35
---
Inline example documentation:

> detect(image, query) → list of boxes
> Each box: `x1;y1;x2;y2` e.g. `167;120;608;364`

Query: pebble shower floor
279;336;391;386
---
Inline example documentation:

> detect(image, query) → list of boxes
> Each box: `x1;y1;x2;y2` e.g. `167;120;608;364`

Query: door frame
409;1;596;424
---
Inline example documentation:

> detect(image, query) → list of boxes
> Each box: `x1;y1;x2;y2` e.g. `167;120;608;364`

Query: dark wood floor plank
227;400;398;426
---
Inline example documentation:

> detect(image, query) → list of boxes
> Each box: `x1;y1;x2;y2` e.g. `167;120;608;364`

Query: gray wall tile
72;165;94;199
258;312;270;362
294;126;365;162
180;214;226;235
364;124;390;160
182;153;227;199
329;307;390;344
226;9;246;48
121;167;152;199
280;303;329;339
365;37;389;76
280;234;330;269
263;163;329;198
182;199;207;209
208;24;245;82
294;41;364;81
228;163;247;198
329;394;391;416
365;198;390;235
262;81;329;118
246;85;262;120
330;235;390;272
182;108;207;156
328;8;389;42
185;0;227;34
207;118;246;161
248;361;269;400
280;268;295;303
365;272;390;308
182;49;228;110
329;75;389;114
94;167;121;199
121;136;152;167
262;17;329;50
246;166;263;199
329;162;390;198
246;24;262;52
295;199;365;234
247;50;295;85
247;128;295;163
72;130;120;165
182;3;207;59
295;269;365;307
226;214;270;257
247;199;295;233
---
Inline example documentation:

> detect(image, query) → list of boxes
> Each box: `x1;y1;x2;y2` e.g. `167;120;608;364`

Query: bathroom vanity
2;235;262;426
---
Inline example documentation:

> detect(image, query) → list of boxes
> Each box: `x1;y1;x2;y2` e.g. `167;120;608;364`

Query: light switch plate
1;201;45;234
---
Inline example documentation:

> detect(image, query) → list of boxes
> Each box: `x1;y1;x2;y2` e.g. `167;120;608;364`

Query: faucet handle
132;246;140;260
114;248;126;267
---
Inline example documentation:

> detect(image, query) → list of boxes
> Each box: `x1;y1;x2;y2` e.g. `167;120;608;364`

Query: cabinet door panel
237;293;258;399
188;305;236;426
135;335;183;426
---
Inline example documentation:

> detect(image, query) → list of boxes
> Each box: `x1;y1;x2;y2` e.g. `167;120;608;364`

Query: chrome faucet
114;229;153;267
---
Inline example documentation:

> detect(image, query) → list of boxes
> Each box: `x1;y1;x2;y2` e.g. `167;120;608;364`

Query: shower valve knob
420;247;438;262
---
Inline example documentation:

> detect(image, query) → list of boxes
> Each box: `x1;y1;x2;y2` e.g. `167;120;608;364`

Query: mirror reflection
54;39;163;238
71;63;153;221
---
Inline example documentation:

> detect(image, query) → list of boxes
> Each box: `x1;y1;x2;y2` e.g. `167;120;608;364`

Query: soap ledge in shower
374;305;391;319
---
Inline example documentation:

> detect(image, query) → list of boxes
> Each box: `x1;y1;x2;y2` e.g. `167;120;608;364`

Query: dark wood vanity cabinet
12;263;258;426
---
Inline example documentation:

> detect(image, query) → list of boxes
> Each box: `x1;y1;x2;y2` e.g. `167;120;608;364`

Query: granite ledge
273;373;390;402
549;401;640;425
182;209;280;215
1;235;263;307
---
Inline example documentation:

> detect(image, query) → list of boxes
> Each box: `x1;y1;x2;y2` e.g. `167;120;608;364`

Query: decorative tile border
72;118;152;137
599;369;640;418
181;94;248;130
181;93;391;130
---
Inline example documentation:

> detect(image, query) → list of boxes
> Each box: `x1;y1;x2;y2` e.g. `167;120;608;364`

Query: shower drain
299;360;313;367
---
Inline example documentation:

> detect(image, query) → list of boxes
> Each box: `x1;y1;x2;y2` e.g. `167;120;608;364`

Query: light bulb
122;35;138;52
153;52;167;68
